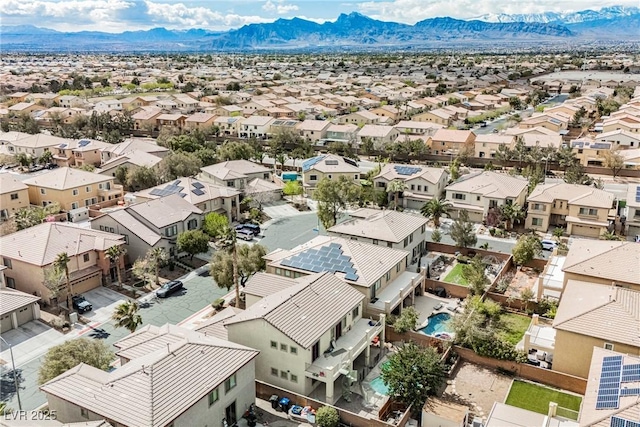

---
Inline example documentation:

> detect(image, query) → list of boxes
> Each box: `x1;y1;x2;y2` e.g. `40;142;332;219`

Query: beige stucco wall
302;171;360;196
26;178;118;211
0;187;29;219
90;215;167;264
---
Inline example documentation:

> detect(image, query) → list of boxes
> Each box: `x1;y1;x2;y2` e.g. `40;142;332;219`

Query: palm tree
105;245;126;288
112;301;142;333
148;248;168;286
54;252;71;310
499;203;525;230
420;198;452;227
386;180;407;210
600;231;621;241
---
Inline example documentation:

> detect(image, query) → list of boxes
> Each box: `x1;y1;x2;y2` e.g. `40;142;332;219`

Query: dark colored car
240;223;261;235
156;280;183;298
72;295;92;313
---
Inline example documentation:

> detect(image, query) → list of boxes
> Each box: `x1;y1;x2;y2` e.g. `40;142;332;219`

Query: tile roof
200;160;271;180
195;307;244;340
358;124;396;138
553;280;640;347
128;193;202;228
242;272;297;299
41;327;258;427
10;133;74;149
98;150;163;170
328;209;427;243
23;167;111;190
562;240;640;286
97;209;162;246
0;174;28;194
527;183;615;208
0;288;40;316
134;176;240;205
431;129;475;143
245;177;282;194
0;222;125;266
225;272;364;348
446;171;528;199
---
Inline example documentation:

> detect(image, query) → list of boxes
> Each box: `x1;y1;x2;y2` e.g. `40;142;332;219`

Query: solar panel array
622;364;640;383
280;242;359;281
636;186;640;203
149;182;185;198
611;416;640;427
192;182;205;189
596;356;623;410
302;155;326;172
192;188;205;196
78;139;91;147
394;165;421;176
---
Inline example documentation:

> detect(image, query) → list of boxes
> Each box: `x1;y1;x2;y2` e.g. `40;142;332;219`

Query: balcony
98;184;124;199
368;270;424;315
305;317;384;382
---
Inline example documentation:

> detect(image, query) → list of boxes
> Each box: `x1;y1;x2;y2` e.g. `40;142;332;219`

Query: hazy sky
1;0;638;32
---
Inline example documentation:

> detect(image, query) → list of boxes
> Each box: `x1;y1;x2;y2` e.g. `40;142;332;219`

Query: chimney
547;402;557;418
532;314;539;326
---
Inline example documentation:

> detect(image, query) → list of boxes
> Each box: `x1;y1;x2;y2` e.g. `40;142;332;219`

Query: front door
225;401;237;426
110;266;117;282
312;341;320;361
335;321;342;340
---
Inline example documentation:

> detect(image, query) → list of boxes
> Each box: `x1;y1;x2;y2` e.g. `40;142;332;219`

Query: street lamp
0;336;22;410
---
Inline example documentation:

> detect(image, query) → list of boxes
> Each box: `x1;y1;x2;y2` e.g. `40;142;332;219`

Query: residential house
199;160;272;193
624;184;640;238
474;134;516;159
214;116;245;137
8;102;45;116
90;193;203;261
97;150;164;182
444;171;528;222
328;208;428;264
596;129;640;149
428;129;476;155
156;113;187;131
265;235;424;317
133;177;241;223
412;109;454;127
223;272;385;404
2;133;66;158
99;138;169;164
53;138;109;168
211;105;244;117
338;111;381;127
0;287;41;333
370;105;401;122
373;163;448;209
132;107;163;131
393;120;443;137
0;174;29;221
23;167;123;211
94;99;122;113
357;125;400;149
239;116;274;139
296;120;331;143
325;124;359;143
571;139;612;167
0;223;126;303
578;347;640;427
525;183;615;237
173;94;200;113
519;113;569;133
41;324;258;427
301;154;360;196
552;280;640;378
484;401;576;427
184;113;217;131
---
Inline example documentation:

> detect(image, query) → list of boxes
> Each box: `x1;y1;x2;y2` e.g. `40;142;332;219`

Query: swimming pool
369;376;389;395
419;312;453;336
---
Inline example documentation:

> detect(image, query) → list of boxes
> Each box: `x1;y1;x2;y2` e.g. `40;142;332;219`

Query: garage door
0;314;12;333
16;306;33;327
405;198;426;210
467;211;483;223
72;273;101;295
572;225;601;238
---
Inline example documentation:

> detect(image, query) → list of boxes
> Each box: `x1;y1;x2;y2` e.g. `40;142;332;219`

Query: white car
541;239;558;251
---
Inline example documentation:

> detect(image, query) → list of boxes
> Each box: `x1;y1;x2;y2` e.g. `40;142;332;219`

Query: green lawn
505;380;582;419
497;313;531;345
443;263;468;286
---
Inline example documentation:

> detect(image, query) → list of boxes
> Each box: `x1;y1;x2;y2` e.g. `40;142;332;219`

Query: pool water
370;376;389;395
420;312;453;336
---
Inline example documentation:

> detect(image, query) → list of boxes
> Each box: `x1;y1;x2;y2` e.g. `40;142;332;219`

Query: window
403;237;408;247
99;225;104;231
309;175;317;181
227;181;235;187
109;227;115;233
604;342;615;351
386;242;393;248
40;188;46;195
224;374;237;392
421;225;426;234
187;219;198;230
280;371;288;379
410;185;415;190
3;258;12;269
80;408;89;419
280;343;288;352
85;186;91;193
271;368;279;376
6;277;15;288
396;262;401;273
290;346;297;355
532;203;545;211
208;388;219;406
275;268;281;275
72;189;79;196
83;253;90;262
71;202;79;210
284;269;291;277
352;306;359;319
385;271;391;282
290;374;298;383
270;341;277;349
165;225;178;237
579;207;598;216
409;233;413;243
453;193;465;200
532;218;543;226
10;193;18;200
354;174;359;180
372;239;378;245
477;196;481;202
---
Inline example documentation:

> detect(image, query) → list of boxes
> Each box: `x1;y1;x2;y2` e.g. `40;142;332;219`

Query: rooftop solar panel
78;139;90;147
192;182;205;189
394;165;421;176
611;417;640;427
302;155;326;172
280;242;360;281
192;188;205;196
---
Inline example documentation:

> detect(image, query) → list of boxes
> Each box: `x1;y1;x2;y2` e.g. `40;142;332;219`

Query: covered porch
368;270;424;316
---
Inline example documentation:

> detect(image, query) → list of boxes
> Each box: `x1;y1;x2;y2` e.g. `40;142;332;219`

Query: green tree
462;255;490;295
148;247;169;286
283;180;303;203
386;179;406;210
157;151;202;182
430;228;442;243
112;301;142;333
210;243;267;289
217;141;253;161
105;245;126;287
602;149;625;179
203;213;240;306
380;342;445;413
39;150;53;165
15;152;32;167
54;252;72;310
449;210;477;248
126;166;159;191
512;234;542;265
393;306;419;333
316;406;339;427
420;198;451;227
114;165;128;185
313;176;360;230
38;338;114;385
177;229;210;260
494;144;513;168
499;203;524;230
564;162;592;185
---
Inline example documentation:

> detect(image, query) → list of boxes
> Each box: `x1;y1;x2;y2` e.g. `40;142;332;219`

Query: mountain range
1;6;639;52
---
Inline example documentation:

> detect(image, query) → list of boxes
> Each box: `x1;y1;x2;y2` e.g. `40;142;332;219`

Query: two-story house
53;138;109;168
41;324;258;427
393;120;443;137
199;160;273;193
525;183;615;238
474;134;516;159
428;129;476;155
325;124;359;143
0;174;29;221
90;193;203;261
357;125;400;149
338;111;381;127
2;132;65;159
444;171;528;222
373;163;448;209
264;235;424;318
239;116;275;139
0;223;126;304
23;167;124;211
301;154;361;197
184;113;217;131
133;177;241;223
221;272;384;404
296;120;331;143
412;109;454;127
328;208;428;264
624;184;640;239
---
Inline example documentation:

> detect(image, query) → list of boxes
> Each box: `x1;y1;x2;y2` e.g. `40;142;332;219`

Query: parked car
541;239;558;251
240;223;261;235
156;280;184;298
236;231;254;241
72;295;92;313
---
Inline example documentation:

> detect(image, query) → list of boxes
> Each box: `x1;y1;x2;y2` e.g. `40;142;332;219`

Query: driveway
79;287;131;324
262;201;304;220
0;321;63;368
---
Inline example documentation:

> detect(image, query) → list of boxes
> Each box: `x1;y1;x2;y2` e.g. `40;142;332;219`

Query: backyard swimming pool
419;312;454;337
369;376;389;395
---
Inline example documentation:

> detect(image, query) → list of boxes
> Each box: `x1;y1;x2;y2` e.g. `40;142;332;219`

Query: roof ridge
562;242;624;270
554;299;615;329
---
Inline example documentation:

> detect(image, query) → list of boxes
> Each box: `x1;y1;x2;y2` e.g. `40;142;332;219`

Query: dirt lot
442;361;512;420
504;267;539;297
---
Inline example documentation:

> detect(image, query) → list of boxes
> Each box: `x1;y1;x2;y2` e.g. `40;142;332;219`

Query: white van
541;239;558;251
